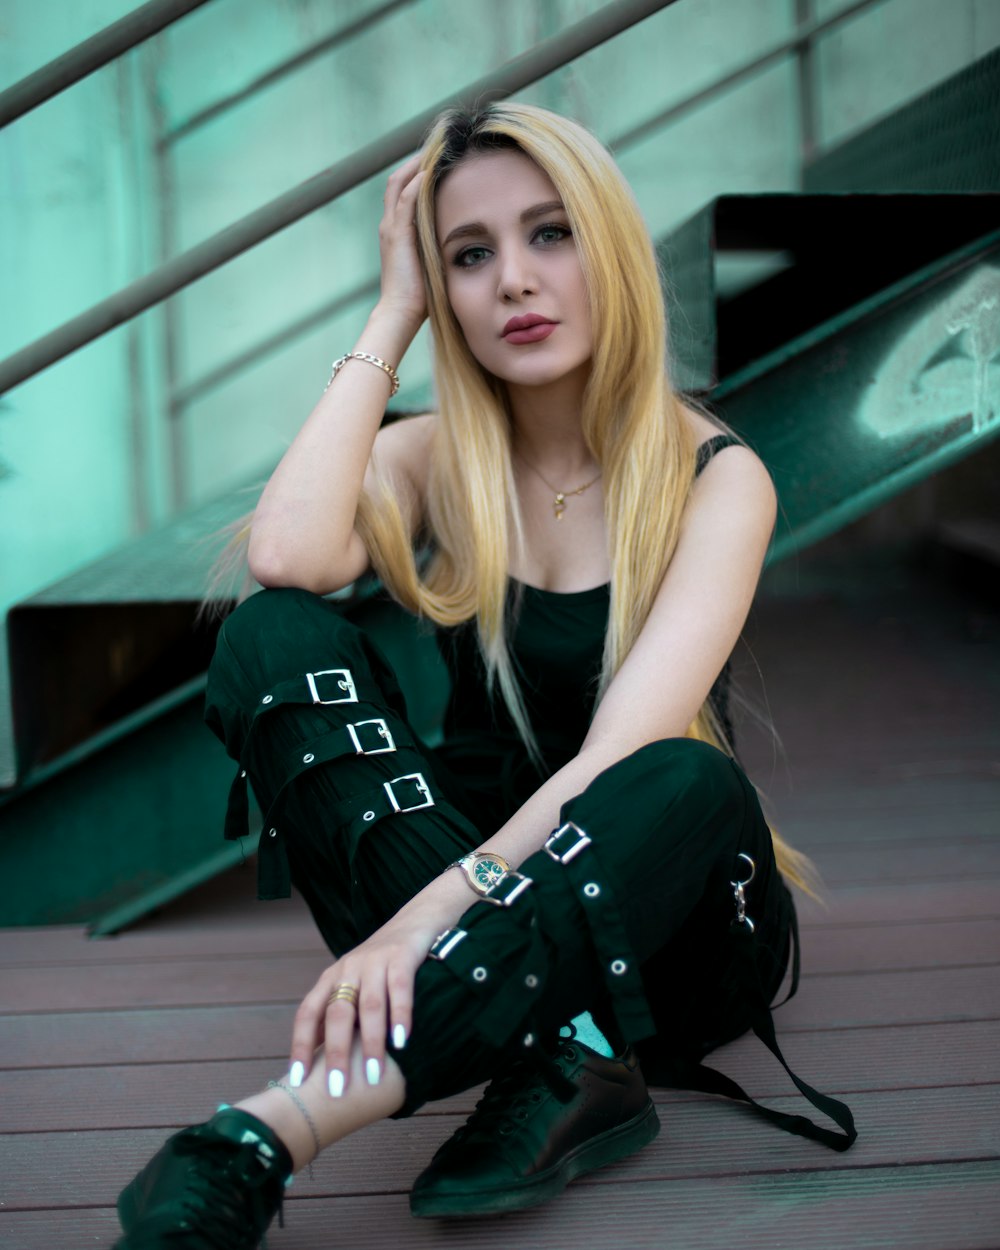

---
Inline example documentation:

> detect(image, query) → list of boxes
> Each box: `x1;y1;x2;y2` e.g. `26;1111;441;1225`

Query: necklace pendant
553;493;566;520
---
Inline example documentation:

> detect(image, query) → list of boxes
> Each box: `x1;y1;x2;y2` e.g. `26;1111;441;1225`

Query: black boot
409;1038;659;1218
114;1107;293;1249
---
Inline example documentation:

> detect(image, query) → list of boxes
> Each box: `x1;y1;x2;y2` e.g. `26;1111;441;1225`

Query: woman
114;103;855;1249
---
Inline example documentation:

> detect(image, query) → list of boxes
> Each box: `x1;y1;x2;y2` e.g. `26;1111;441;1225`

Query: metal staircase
1;6;997;931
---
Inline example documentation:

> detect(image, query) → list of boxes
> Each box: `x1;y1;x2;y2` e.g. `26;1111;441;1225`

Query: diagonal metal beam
0;0;214;128
609;0;884;151
164;0;422;144
172;0;889;412
0;0;680;396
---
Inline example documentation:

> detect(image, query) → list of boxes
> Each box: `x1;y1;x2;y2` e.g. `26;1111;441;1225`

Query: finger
395;170;426;226
387;957;416;1054
382;172;426;239
358;965;389;1088
383;154;423;205
396;166;425;201
324;973;361;1097
289;968;342;1084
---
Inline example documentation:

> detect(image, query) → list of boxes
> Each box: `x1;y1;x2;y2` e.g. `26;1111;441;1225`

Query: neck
506;363;595;479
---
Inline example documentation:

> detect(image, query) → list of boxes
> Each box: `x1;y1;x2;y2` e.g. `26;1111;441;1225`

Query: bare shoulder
371;411;437;495
675;406;776;535
680;405;773;496
374;410;437;453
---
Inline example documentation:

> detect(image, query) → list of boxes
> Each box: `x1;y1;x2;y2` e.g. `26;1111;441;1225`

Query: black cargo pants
205;588;855;1147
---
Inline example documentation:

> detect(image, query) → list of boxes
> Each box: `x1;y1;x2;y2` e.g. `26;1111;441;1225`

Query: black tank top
433;434;740;818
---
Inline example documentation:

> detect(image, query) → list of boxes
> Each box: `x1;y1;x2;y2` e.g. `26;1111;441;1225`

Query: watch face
472;857;507;889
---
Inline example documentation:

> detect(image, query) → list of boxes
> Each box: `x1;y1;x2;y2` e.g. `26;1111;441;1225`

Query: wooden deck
2;561;999;1249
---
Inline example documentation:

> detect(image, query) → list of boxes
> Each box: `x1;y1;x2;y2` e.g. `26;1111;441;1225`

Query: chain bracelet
324;351;400;396
267;1079;320;1177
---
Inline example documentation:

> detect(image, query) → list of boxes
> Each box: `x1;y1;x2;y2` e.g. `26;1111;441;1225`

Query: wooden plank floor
2;562;999;1250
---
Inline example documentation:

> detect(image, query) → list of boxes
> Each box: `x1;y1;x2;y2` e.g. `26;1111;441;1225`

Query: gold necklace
518;453;602;521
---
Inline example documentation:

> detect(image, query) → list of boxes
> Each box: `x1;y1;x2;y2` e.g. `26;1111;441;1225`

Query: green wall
2;0;998;621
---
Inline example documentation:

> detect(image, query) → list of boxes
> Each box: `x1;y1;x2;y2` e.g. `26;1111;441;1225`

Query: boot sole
116;1176;142;1234
409;1098;660;1218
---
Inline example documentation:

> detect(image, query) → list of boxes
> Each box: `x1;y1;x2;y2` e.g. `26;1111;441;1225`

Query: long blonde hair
361;105;690;719
351;103;810;889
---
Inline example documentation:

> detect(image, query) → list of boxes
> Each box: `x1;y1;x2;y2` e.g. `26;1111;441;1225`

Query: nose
496;243;538;303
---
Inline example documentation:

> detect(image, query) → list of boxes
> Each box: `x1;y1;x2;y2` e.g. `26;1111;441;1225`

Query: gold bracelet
325;351;400;397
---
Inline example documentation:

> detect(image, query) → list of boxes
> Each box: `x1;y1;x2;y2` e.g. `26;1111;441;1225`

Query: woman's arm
471;441;777;864
248;157;430;594
290;444;777;1091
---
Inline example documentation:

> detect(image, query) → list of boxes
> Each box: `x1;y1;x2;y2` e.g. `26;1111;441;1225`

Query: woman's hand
376;154;428;328
288;907;443;1097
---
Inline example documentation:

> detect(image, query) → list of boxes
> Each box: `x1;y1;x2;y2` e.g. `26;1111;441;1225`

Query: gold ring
328;983;359;1009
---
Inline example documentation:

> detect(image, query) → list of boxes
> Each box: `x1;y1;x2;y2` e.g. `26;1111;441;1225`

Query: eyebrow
441;200;566;248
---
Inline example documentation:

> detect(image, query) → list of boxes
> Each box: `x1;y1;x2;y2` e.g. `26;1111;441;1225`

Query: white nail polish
366;1057;381;1086
289;1061;305;1088
392;1023;407;1050
328;1069;344;1098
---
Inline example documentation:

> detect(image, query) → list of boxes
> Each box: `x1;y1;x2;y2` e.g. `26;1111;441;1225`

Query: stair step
659;192;1000;392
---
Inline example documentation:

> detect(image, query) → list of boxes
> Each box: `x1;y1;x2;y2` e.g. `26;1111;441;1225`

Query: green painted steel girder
712;230;1000;564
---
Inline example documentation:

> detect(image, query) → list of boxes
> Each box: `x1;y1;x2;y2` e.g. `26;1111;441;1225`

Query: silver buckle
384;772;434;813
347;718;396;755
481;872;533;907
306;668;358;705
544;821;592;863
428;927;466;960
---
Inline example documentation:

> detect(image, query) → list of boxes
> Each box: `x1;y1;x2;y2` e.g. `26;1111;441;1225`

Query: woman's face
435;149;592;390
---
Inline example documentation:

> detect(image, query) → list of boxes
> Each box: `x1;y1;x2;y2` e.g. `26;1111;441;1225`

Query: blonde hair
351;103;810;890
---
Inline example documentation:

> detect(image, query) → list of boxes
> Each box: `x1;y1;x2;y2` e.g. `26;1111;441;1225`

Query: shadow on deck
1;553;998;1249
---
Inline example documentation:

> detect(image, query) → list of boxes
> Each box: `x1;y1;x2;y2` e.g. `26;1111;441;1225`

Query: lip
502;314;557;344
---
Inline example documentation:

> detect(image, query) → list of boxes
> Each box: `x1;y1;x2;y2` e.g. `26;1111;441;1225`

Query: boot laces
159;1133;285;1249
461;1038;580;1140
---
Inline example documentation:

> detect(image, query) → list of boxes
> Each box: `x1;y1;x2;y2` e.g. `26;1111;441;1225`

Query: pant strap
644;922;857;1152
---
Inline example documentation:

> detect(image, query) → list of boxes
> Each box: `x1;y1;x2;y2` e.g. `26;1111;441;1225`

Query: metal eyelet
268;828;277;839
302;753;315;764
524;974;539;989
583;882;600;898
472;966;488;982
261;695;273;705
610;958;627;976
363;810;375;821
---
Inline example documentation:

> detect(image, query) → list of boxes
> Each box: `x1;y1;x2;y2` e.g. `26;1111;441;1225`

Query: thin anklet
267;1080;320;1177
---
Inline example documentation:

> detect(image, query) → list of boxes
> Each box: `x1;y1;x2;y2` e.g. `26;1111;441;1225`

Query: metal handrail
0;0;213;129
173;0;888;408
0;0;679;396
173;277;380;408
609;0;884;150
164;0;422;144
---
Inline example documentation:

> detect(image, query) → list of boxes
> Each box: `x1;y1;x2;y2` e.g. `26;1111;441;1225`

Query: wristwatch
450;851;511;896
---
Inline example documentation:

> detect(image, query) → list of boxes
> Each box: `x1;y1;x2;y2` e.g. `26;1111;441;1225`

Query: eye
453;244;491;269
533;223;571;246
